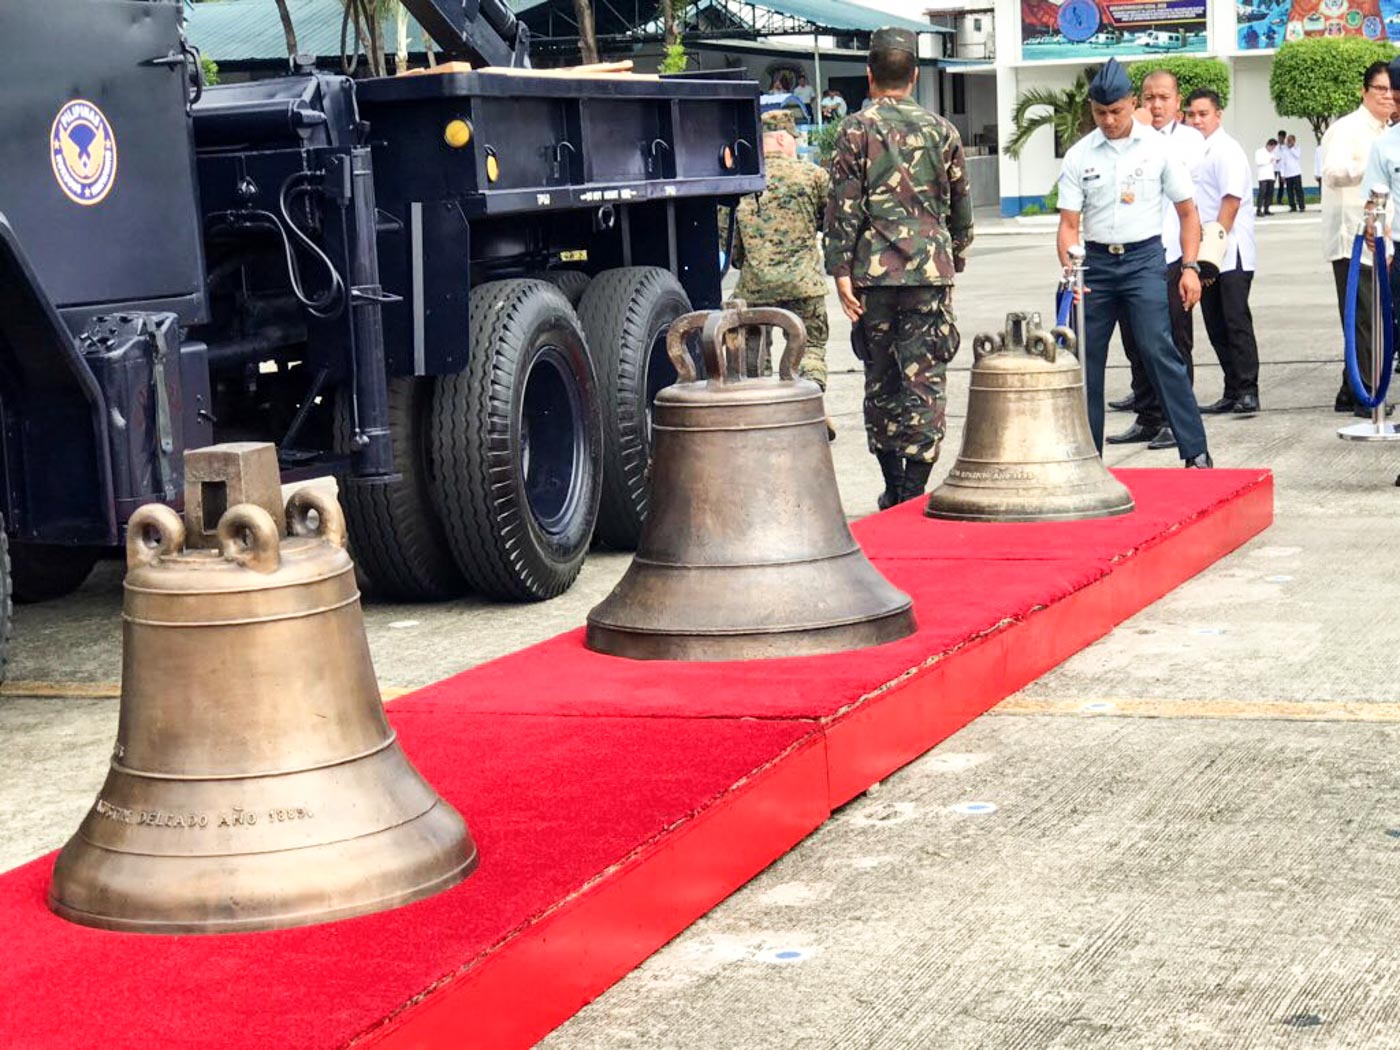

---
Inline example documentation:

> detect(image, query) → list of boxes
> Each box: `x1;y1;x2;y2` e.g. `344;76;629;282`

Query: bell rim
924;499;1136;523
587;596;913;636
47;847;480;935
47;801;479;935
584;605;917;661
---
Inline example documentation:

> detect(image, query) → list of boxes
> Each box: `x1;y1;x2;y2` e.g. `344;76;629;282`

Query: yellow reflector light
444;119;472;148
485;150;500;183
720;144;736;171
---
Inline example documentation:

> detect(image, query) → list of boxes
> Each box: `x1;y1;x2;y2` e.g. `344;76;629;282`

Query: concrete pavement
6;215;1400;1048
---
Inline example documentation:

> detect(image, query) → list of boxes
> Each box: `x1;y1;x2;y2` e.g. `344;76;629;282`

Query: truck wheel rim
520;345;586;537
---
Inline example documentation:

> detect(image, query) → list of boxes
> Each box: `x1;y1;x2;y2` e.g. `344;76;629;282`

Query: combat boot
900;461;933;503
875;450;903;510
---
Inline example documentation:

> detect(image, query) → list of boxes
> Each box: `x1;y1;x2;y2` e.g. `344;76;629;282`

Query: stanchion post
1370;188;1388;435
1339;186;1400;441
1067;245;1088;406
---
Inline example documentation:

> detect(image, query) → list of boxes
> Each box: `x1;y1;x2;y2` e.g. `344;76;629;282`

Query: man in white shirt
1107;69;1207;451
1254;138;1277;217
1321;59;1394;413
1280;133;1305;211
793;73;815;108
1057;59;1211;466
1185;88;1262;415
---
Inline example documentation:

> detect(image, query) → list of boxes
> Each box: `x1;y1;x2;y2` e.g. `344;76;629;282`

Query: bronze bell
49;443;477;934
586;303;916;661
926;311;1135;523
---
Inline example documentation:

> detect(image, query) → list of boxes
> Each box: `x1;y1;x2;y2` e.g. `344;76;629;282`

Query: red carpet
0;469;1271;1050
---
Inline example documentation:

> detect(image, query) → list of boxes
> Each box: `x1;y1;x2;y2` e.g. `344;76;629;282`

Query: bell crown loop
127;487;346;579
974;311;1077;365
665;299;806;384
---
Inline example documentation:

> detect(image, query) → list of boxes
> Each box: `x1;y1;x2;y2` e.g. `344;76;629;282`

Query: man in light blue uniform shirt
1057;58;1212;468
1363;57;1400;353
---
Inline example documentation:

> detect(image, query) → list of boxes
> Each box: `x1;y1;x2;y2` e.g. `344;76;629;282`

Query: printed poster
1238;0;1400;50
1021;0;1208;60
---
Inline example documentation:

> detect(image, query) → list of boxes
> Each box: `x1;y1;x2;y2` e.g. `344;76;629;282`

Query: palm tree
573;0;600;63
1002;68;1097;160
274;0;298;57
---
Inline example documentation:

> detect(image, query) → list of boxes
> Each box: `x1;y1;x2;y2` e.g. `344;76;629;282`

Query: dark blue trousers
1083;239;1208;460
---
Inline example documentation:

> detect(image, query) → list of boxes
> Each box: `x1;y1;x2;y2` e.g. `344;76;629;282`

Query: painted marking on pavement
755;947;811;964
994;696;1400;722
948;801;999;815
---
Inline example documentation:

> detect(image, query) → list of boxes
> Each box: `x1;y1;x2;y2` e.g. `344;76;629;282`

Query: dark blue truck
0;0;763;663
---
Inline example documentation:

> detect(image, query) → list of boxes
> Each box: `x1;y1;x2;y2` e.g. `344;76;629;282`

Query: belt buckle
1108;243;1126;255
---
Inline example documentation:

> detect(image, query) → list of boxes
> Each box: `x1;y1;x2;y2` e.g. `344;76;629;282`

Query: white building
920;0;1314;215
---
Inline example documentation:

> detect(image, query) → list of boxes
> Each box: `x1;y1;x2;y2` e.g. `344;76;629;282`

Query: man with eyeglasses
1325;60;1395;415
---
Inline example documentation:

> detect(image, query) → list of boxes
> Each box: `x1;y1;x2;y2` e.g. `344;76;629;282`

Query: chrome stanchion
1339;186;1400;441
1065;245;1088;408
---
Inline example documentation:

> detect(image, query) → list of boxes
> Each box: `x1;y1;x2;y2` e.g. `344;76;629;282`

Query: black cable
278;171;347;318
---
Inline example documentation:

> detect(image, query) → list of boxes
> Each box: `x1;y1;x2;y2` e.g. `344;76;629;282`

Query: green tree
1128;56;1231;106
1271;37;1397;142
1003;68;1095;160
659;43;689;75
812;119;842;167
201;55;220;87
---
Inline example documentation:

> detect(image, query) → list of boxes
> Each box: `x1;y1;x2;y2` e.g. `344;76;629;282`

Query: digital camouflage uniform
824;92;973;463
729;109;831;388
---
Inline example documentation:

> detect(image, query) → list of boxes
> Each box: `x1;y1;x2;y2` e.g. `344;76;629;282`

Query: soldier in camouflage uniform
824;26;974;508
730;109;833;430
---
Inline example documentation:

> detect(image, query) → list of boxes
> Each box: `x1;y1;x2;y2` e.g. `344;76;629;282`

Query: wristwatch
1181;261;1202;273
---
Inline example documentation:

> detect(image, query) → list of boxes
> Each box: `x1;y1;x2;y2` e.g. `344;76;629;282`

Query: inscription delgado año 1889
948;468;1036;481
94;799;315;829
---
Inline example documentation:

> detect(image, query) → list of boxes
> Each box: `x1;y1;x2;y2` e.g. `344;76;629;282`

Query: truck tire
10;543;99;604
576;267;691;549
336;377;469;602
533;269;591;306
431;279;601;601
0;525;11;681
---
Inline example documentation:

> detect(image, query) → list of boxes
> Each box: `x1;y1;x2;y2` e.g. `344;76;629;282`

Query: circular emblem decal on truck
50;99;118;206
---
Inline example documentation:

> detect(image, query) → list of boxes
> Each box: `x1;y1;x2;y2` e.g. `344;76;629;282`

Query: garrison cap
870;26;918;57
1087;58;1133;105
761;108;799;136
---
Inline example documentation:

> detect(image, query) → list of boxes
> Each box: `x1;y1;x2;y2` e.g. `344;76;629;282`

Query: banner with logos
1020;0;1208;60
1238;0;1400;51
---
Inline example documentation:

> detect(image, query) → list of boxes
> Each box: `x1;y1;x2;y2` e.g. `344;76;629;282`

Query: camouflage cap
761;108;799;136
870;26;918;57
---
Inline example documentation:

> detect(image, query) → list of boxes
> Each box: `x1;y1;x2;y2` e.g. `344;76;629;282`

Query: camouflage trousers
857;286;959;463
740;295;830;390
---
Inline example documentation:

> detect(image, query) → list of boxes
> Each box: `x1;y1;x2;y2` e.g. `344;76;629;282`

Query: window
972;17;983;31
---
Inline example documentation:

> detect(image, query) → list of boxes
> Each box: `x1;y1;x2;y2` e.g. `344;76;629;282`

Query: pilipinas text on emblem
50;99;118;206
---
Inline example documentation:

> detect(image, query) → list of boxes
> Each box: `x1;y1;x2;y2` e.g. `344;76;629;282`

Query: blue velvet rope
1344;230;1396;408
1055;285;1074;330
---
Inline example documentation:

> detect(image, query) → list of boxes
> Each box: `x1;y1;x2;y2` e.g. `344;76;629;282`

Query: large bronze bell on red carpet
586;302;916;660
48;443;477;934
926;311;1135;522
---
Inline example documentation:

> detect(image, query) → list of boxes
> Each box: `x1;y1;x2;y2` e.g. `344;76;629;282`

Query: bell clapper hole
201;481;228;537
